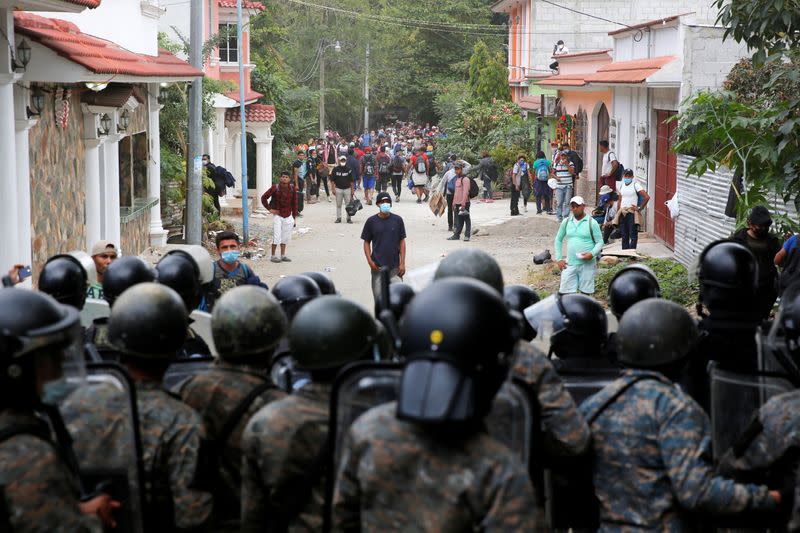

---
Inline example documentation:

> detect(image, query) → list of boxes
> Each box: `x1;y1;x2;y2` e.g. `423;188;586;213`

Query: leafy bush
595;258;699;308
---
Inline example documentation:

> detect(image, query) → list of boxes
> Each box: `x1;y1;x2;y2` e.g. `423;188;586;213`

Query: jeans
446;193;454;230
391;174;403;197
510;187;520;215
453;203;471;238
620;212;638;249
378;174;390;193
555;185;573;222
371;267;401;304
483;178;492;199
317;173;330;197
335;188;352;220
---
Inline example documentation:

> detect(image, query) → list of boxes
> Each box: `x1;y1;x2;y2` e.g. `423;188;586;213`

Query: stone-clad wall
121;211;151;257
28;86;86;277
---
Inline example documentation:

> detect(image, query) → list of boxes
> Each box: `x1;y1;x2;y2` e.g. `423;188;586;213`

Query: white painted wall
159;1;192;57
42;0;161;56
680;25;749;104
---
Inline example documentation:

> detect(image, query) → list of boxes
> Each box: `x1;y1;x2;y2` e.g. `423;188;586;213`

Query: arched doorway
246;133;257;190
595;103;609;186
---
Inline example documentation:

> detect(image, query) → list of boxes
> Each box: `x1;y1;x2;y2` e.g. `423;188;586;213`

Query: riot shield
80;297;110;327
269;353;311;393
60;362;146;533
709;361;793;460
188;309;217;356
162;355;215;391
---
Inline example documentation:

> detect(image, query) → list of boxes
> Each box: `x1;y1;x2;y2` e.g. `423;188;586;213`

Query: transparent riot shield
60;362;146;533
80;297;110;328
188;309;217;357
709;361;794;460
163;355;215;391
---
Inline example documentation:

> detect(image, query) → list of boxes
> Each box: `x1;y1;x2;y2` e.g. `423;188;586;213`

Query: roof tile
584;56;677;84
217;0;265;11
225;103;275;123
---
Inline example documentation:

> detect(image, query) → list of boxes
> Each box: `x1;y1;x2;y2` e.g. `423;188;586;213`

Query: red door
654;110;677;248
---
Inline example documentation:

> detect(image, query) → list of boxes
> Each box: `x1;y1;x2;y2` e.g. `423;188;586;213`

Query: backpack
567;150;584;175
780;244;800;294
536;164;550;182
392;155;404;173
415;156;427;174
378;157;390;175
213;165;236;188
364;155;376;176
468;177;480;199
613;157;625;181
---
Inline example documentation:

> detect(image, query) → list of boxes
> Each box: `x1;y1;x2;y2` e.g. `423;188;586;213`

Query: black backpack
613;160;625;181
468;177;480;199
392;155;404;173
363;155;376;176
567;150;584;175
378;157;390;175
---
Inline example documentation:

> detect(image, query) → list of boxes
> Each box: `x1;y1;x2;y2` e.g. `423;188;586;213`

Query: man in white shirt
615;169;650;250
599;140;619;191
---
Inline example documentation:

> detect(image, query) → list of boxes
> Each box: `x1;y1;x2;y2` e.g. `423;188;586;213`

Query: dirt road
225;192;560;310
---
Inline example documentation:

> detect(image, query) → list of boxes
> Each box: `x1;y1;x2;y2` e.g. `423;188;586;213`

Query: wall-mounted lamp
118;109;130;132
99;113;111;136
29;88;45;116
14;40;31;71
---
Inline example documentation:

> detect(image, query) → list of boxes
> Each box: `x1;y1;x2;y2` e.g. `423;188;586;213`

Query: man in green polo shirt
554;195;603;294
86;240;117;299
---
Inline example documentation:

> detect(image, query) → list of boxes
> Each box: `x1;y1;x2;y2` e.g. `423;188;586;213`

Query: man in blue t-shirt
361;192;407;303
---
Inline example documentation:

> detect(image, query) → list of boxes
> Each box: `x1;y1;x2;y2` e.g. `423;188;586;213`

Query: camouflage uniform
511;341;590;455
62;380;213;530
240;382;329;532
173;361;285;522
83;318;117;359
333;402;538;531
580;369;777;531
0;410;101;532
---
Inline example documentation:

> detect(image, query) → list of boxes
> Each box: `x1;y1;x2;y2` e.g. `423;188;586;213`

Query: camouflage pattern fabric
84;318;116;357
580;369;777;531
511;341;591;455
174;361;285;521
333;402;538;531
240;382;329;533
0;411;101;532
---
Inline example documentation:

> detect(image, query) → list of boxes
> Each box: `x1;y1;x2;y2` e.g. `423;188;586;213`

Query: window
219;23;238;63
119;132;149;208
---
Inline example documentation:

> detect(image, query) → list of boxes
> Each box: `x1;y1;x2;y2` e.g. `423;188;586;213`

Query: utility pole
237;0;249;243
319;43;326;138
185;0;203;244
363;42;369;132
536;93;545;153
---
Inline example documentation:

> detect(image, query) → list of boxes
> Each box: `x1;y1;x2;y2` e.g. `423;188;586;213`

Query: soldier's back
333;402;537;532
0;411;100;532
241;382;330;532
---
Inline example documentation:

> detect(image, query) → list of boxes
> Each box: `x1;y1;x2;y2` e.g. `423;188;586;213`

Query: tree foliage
714;0;800;65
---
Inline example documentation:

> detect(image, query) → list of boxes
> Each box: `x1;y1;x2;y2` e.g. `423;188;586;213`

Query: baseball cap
599;185;613;195
569;196;585;206
91;240;117;257
376;192;392;205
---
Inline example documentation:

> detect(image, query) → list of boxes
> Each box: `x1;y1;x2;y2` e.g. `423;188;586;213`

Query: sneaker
270;256;281;263
447;235;460;240
335;218;341;223
463;237;470;242
395;195;399;202
297;213;303;218
523;205;527;213
281;256;292;262
328;196;332;202
347;218;353;224
416;199;422;204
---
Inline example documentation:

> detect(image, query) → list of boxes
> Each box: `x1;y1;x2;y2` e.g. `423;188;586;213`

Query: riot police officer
156;250;211;357
378;282;415;323
581;298;781;531
174;286;287;529
0;288;117;530
503;284;540;341
332;279;538;530
38;254;90;311
434;248;504;293
300;271;338;296
271;274;322;321
242;296;377;532
607;263;660;319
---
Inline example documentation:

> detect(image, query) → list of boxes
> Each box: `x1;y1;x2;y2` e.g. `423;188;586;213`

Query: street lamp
319;38;341;137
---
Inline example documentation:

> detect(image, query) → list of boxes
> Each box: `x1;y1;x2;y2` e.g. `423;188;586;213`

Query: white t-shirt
619;180;644;209
602;151;618;177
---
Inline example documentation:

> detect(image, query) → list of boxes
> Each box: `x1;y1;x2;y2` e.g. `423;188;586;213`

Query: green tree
468;40;491;91
473;52;510;103
714;0;800;65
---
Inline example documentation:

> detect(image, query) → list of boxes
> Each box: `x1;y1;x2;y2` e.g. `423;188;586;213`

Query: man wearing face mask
615;170;650;250
732;205;782;319
362;192;406;303
203;231;269;312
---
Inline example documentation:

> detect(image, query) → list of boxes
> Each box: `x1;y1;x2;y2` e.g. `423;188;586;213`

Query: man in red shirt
261;171;299;263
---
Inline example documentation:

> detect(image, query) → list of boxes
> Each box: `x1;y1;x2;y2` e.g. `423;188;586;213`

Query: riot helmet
102;256;157;306
271;275;322;321
289;296;377;372
397;278;518;425
38;254;89;310
0;289;82;408
503;285;540;341
108;283;187;360
300;271;337;295
697;240;758;311
617;298;699;369
608;264;661;318
164;245;213;284
433;248;504;294
212;286;288;361
524;293;607;358
379;283;416;322
156;251;202;310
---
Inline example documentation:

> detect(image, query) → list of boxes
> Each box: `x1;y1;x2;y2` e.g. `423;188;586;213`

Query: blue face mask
221;250;240;264
623;178;633;185
379;203;392;214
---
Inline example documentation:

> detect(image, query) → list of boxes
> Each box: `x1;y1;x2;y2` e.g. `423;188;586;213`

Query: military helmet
212;286;288;361
503;285;540;341
379;283;416;322
289;296;377;371
300;271;337;295
271;275;322;321
156;251;202;310
0;289;81;407
397;278;518;425
698;240;758;309
108;283;187;359
102;256;157;306
38;254;89;310
524;293;607;358
617;298;699;368
608;264;661;318
434;249;504;294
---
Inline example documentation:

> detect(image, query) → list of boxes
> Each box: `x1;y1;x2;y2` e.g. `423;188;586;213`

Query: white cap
569;195;585;206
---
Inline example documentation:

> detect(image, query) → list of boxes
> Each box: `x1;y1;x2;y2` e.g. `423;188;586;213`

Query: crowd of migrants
7;207;800;532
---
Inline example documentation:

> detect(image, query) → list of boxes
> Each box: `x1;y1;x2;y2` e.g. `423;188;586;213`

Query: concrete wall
680;25;749;104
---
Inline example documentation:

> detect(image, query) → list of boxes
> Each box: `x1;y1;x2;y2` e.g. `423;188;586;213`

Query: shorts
412;172;427;187
559;262;597;294
272;215;294;245
363;176;376;189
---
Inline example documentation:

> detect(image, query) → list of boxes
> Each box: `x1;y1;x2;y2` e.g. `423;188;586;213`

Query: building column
84;139;104;249
253;130;273;209
231;131;243;198
0;9;21;272
147;84;168;247
104;130;123;253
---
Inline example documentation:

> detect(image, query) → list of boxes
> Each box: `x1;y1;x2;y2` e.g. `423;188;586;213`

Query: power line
537;0;633;28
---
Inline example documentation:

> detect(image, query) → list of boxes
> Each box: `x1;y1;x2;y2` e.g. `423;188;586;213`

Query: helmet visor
523;294;567;340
